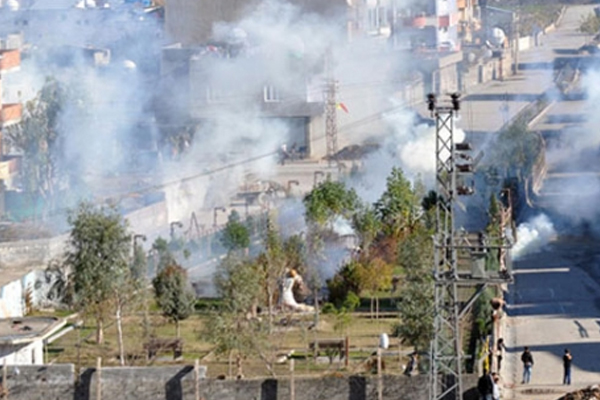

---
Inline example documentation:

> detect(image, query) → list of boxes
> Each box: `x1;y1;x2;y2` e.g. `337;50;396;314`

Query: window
263;85;280;102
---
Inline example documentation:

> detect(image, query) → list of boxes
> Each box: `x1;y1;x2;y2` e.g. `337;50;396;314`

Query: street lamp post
287;180;299;196
169;221;183;241
133;234;147;247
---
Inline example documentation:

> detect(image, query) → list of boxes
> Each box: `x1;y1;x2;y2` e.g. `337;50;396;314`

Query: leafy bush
342;291;361;312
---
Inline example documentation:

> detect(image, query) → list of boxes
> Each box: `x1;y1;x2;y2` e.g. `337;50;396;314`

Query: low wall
1;364;480;400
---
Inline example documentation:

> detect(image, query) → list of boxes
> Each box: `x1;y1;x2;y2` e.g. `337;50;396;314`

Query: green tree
282;234;306;274
491;120;543;181
205;254;269;377
355;257;393;319
131;242;152;339
152;263;196;337
303;179;359;228
351;204;381;255
220;210;250;252
256;215;286;331
394;232;434;351
326;260;362;308
150;237;176;274
64;201;131;345
375;167;421;238
5;77;68;218
580;12;600;36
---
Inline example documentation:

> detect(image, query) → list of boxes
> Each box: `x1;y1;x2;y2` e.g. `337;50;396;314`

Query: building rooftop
0;316;66;344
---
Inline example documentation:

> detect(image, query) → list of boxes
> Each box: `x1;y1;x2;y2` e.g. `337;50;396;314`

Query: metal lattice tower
324;51;338;162
428;94;514;400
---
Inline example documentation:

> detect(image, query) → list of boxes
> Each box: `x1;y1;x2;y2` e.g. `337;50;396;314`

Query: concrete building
165;0;347;46
393;0;461;51
0;36;22;215
158;42;324;158
0;316;65;365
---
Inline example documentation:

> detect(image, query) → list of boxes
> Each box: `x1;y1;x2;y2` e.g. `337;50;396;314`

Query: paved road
497;5;600;399
504;239;600;399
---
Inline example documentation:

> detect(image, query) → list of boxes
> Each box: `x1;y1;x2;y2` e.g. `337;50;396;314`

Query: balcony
0;103;22;126
0;49;20;72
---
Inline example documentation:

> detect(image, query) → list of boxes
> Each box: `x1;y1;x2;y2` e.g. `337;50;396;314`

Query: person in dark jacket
563;348;572;385
497;338;507;373
521;347;534;384
477;369;494;400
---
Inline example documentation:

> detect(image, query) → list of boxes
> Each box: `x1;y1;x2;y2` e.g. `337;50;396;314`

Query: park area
44;304;418;379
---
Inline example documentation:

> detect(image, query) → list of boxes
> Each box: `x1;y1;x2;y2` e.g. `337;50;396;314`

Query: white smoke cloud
512;213;556;260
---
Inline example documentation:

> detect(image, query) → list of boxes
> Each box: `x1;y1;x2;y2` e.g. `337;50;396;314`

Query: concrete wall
0;278;22;317
0;340;43;365
2;364;75;400
0;364;480;400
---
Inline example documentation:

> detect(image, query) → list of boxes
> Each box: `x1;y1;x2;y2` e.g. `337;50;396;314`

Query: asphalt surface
493;4;600;399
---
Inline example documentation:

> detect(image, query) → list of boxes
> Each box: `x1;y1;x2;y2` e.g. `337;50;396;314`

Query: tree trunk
143;294;151;339
116;303;125;366
176;319;181;338
236;353;243;379
228;350;233;379
313;286;320;329
96;317;104;345
370;296;374;320
266;283;274;334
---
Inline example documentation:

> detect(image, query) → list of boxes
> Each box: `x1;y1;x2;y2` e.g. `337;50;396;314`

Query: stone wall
0;364;480;400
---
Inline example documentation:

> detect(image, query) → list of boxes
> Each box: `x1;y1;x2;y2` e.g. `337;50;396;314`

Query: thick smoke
512;213;556;260
1;2;166;222
538;68;600;226
3;0;448;284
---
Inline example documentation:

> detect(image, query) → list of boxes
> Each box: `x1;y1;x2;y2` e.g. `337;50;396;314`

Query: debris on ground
558;385;600;400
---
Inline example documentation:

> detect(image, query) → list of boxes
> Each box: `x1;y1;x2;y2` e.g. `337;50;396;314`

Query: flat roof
0;316;66;345
0;262;44;288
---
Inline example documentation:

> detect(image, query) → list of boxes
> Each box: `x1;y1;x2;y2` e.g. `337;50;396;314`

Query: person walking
521;346;534;384
496;338;507;373
563;348;572;385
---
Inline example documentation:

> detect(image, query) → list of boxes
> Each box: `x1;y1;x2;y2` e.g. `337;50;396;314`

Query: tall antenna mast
324;48;338;165
428;93;513;400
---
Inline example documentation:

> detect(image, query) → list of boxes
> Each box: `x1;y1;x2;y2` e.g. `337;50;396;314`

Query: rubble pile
558;385;600;400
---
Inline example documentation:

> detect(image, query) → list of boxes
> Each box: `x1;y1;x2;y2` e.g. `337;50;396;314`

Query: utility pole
513;7;520;74
427;93;513;400
324;48;338;166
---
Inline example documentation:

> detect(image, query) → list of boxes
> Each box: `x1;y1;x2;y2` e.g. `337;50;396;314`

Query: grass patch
44;310;411;378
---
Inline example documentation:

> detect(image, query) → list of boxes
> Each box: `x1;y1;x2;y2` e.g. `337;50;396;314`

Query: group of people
477;370;502;400
479;346;574;399
520;347;573;385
